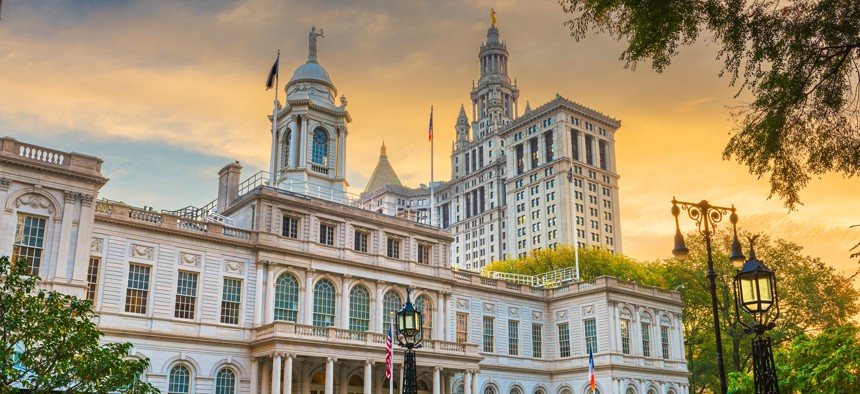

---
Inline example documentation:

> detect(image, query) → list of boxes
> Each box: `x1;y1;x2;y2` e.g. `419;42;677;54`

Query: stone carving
508;306;519;317
80;194;93;206
64;191;78;203
16;194;53;214
90;238;103;254
225;260;244;274
660;315;671;325
556;310;568;320
130;244;154;260
456;298;469;309
179;252;201;267
483;303;495;313
582;305;595;316
308;27;324;59
620;308;632;320
0;178;10;191
532;311;542;320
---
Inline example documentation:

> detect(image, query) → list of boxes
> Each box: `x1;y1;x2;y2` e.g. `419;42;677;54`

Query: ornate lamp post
396;289;424;394
671;198;745;394
733;237;780;394
684;337;704;394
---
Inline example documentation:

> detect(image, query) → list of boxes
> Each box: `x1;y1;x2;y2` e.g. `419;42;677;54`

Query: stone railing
253;321;479;357
448;269;681;302
0;137;104;178
94;200;254;245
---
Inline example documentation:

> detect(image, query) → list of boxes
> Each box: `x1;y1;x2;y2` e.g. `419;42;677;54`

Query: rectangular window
124;264;151;314
599;139;608;170
174;271;198;320
319;223;335;246
386;237;401;259
571;129;580;161
354;230;368;253
641;323;651;357
544;131;554;161
220;278;242;325
532;323;543;358
418;244;430;265
558;323;571;358
661;326;670;359
621;319;631;354
282;216;298;238
12;214;47;275
86;257;100;302
483;316;495;353
530;137;539;168
516;144;524;175
585;135;594;166
508;320;520;356
584;318;598;354
456;312;469;343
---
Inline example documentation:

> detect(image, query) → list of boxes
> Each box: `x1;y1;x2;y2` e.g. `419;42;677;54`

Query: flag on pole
265;52;279;90
385;322;393;379
428;106;434;142
588;348;595;392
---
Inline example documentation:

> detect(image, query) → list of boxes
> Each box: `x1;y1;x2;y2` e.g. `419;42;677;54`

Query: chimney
217;161;243;212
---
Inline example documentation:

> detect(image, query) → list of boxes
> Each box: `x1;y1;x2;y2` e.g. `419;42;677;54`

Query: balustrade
17;144;66;166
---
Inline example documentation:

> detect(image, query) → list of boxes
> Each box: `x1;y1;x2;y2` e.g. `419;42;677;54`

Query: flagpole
269;50;280;186
429;105;435;227
390;312;395;394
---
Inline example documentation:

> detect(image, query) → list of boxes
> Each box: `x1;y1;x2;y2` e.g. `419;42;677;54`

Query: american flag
428;106;434;142
385;323;393;379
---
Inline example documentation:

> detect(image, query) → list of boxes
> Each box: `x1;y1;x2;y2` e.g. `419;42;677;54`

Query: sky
0;0;858;282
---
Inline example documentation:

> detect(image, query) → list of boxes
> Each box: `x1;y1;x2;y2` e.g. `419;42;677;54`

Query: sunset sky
1;1;857;280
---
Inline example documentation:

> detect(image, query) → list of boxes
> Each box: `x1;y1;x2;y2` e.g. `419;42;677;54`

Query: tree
0;256;158;393
557;0;860;210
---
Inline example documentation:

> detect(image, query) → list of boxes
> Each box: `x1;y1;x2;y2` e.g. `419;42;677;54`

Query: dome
288;61;336;93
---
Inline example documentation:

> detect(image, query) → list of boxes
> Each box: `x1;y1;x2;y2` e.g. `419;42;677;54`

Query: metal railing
483;266;579;289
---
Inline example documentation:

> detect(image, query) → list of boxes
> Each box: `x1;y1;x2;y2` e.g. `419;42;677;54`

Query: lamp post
733;237;780;394
396;288;423;394
684;337;704;394
671;198;745;394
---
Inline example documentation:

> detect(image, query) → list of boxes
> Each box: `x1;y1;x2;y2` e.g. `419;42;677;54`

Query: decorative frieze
130;244;154;260
225;260;245;275
532;311;543;321
483;302;495;313
179;252;201;268
0;178;10;191
508;306;519;317
582;304;595;317
90;238;104;254
456;298;469;310
16;193;54;214
555;310;568;320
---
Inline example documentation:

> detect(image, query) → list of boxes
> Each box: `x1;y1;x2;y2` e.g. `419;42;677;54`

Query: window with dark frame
220;278;242;325
282;216;298;239
354;230;368;253
532;323;543;358
174;271;198;320
125;264;151;314
319;223;335;246
12;214;47;276
386;237;401;259
86;256;100;302
417;244;430;264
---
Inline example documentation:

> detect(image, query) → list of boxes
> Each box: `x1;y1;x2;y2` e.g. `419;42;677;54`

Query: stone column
435;292;444;341
284;354;294;394
272;353;282;394
262;358;271;394
341;276;351;329
433;367;441;394
463;371;472;394
339;362;348;394
299;117;309;167
399;366;405;394
267;263;276;324
71;195;95;285
364;361;373;394
325;357;336;394
375;281;385;332
305;270;316;325
250;358;260;394
301;362;311;394
254;262;265;325
289;117;299;168
471;370;478;394
53;191;76;282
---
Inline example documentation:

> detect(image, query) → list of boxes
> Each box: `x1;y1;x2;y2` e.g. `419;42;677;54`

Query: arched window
313;279;336;327
510;387;523;394
485;386;497;394
274;273;299;322
534;388;546;394
349;285;370;332
215;368;236;394
415;294;433;340
282;129;291;169
559;388;571;394
312;129;328;165
666;390;676;394
647;389;658;394
382;290;402;333
168;364;191;394
626;388;636;394
454;383;464;394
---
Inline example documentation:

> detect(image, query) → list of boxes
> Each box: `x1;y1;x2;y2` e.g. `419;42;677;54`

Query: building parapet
0;136;107;184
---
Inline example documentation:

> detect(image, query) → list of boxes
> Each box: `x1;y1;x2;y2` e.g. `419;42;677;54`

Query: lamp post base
403;348;418;394
752;335;780;394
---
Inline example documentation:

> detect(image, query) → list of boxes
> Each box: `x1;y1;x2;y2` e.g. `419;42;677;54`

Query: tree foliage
484;245;667;287
558;0;860;210
488;233;860;393
0;256;158;393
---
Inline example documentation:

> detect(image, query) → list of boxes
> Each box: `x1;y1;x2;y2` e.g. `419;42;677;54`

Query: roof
364;142;403;193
